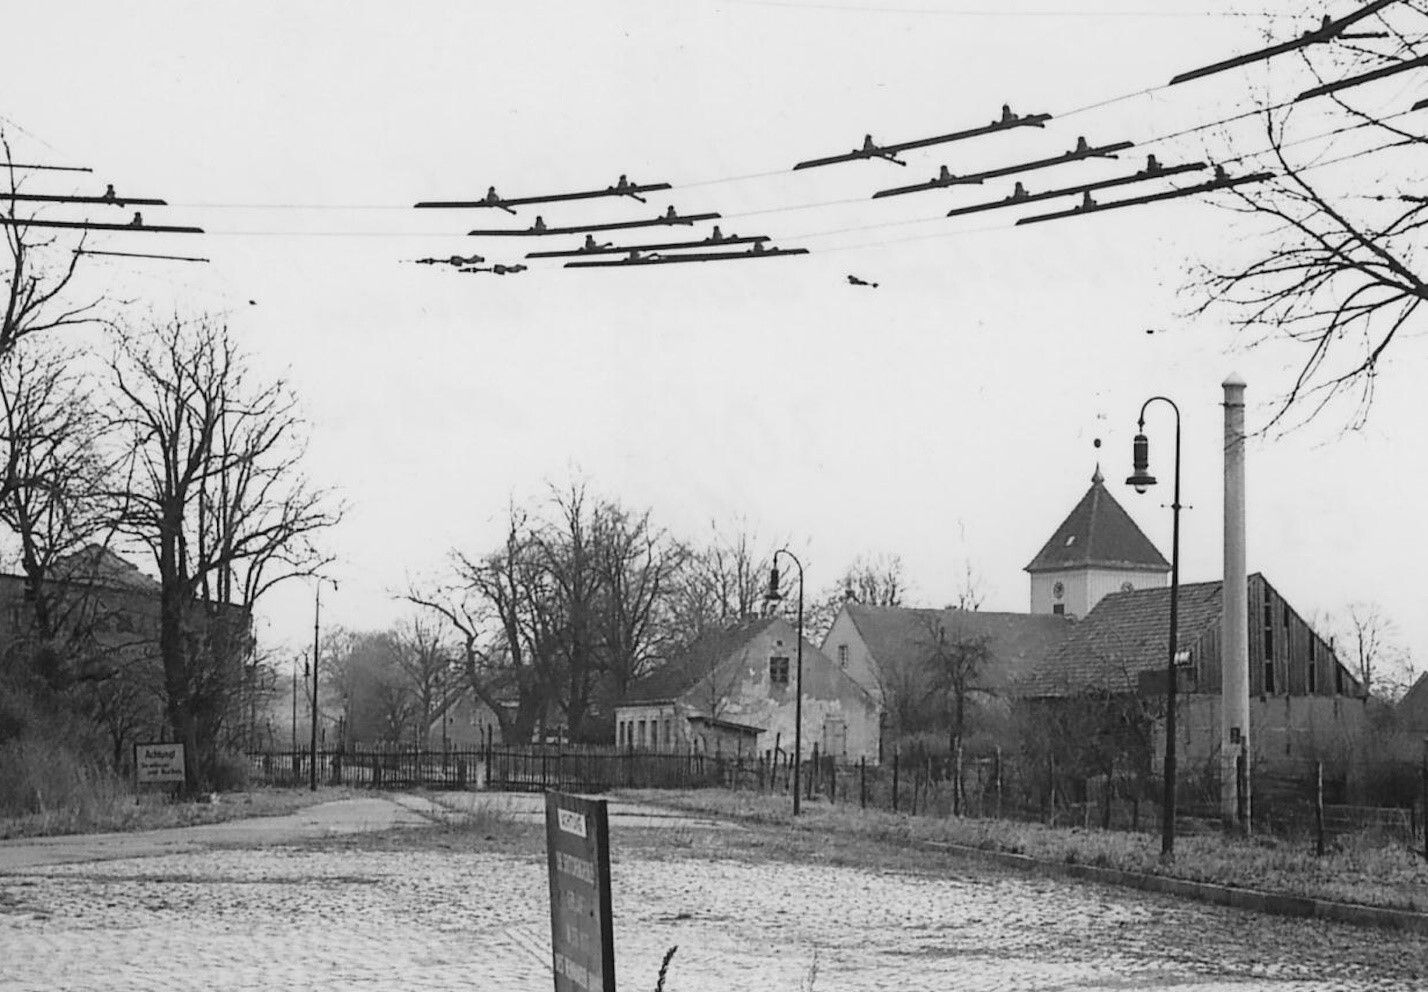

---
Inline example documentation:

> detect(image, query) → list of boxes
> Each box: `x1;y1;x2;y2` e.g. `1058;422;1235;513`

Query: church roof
1024;465;1170;575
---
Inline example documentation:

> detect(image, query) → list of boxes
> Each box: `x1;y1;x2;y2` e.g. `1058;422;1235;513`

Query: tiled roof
1025;466;1170;574
844;603;1074;691
52;544;159;592
1018;579;1226;697
621;618;773;704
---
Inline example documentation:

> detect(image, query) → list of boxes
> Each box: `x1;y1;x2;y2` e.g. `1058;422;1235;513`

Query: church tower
1024;465;1170;617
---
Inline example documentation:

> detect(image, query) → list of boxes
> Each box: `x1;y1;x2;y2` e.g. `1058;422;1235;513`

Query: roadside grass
0;786;348;840
623;789;1428;914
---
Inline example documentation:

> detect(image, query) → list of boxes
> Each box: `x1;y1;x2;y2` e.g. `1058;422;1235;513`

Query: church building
1023;465;1170;618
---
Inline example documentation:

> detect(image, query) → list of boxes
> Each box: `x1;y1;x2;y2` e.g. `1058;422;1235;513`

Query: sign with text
544;791;615;992
134;742;186;784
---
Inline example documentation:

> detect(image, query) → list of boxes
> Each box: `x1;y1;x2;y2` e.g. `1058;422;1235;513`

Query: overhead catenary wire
719;1;1286;18
1296;51;1428;101
0;216;204;234
75;249;210;263
1;161;93;174
1168;0;1400;86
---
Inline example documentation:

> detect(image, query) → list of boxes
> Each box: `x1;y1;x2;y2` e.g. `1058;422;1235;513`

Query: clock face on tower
1052;581;1065;600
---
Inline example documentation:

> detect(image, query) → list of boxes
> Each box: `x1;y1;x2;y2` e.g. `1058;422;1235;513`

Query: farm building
615;616;880;763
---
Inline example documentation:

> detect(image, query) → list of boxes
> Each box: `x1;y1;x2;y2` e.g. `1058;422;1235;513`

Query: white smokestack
1221;374;1250;830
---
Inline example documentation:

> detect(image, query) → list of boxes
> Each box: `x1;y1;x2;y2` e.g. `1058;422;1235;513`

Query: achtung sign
134;742;186;784
544;792;615;992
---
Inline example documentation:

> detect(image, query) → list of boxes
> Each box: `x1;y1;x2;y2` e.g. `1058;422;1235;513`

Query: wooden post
952;740;962;817
1315;761;1326;857
1236;746;1248;832
860;755;867;810
892;746;900;813
994;746;1003;820
1420;755;1427;862
808;744;818;801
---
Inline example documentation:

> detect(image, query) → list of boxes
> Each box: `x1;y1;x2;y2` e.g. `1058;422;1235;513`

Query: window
1307;638;1318;694
664;719;672;747
769;656;790;686
1283;602;1291;627
637;720;646;747
1052;604;1066;615
1264;659;1276;695
837;644;848;666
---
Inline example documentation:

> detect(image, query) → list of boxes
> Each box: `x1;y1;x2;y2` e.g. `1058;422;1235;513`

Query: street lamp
765;549;805;816
311;577;338;792
1126;395;1182;863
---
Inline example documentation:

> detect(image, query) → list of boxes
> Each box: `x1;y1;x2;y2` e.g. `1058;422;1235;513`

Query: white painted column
1221;374;1251;829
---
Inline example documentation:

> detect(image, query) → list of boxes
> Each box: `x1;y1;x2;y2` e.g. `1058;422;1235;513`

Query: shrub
206;752;251;792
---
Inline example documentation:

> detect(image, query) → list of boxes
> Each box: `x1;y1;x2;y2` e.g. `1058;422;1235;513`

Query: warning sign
545;792;615;992
134;742;186;784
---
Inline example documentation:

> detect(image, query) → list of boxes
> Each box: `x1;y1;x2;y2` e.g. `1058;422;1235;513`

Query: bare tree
1;136;107;361
1194;11;1428;428
919;615;992;764
0;343;125;686
669;519;776;641
408;507;552;744
391;615;454;745
593;501;685;699
107;317;338;788
1335;602;1416;701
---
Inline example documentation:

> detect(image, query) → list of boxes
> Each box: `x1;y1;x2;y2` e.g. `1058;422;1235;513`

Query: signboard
134;742;186;784
545;792;616;992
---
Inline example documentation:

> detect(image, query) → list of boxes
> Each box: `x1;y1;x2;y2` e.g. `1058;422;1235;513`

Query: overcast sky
3;0;1423;672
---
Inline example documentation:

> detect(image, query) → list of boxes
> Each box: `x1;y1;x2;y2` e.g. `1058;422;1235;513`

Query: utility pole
291;656;298;753
310;585;321;792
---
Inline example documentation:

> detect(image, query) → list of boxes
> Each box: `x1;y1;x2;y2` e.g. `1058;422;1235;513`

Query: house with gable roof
821;602;1071;738
614;615;881;762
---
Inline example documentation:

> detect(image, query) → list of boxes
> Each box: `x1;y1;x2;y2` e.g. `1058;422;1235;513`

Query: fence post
892;746;900;814
1315;761;1326;857
809;744;819;801
994;746;1003;820
1236;746;1248;831
1420;758;1427;862
952;740;961;817
860;755;866;810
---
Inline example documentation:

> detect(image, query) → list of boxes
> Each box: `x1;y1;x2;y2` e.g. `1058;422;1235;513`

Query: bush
0;735;131;828
206;752;251;792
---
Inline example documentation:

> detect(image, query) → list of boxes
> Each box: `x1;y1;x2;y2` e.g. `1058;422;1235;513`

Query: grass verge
0;786;349;840
622;788;1428;914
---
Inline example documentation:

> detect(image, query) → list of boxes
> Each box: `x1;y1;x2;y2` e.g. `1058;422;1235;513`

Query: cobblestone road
2;803;1426;990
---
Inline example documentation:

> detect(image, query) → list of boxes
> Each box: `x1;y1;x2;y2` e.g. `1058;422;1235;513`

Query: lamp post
1126;395;1182;862
310;577;338;792
765;549;805;816
291;655;299;753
